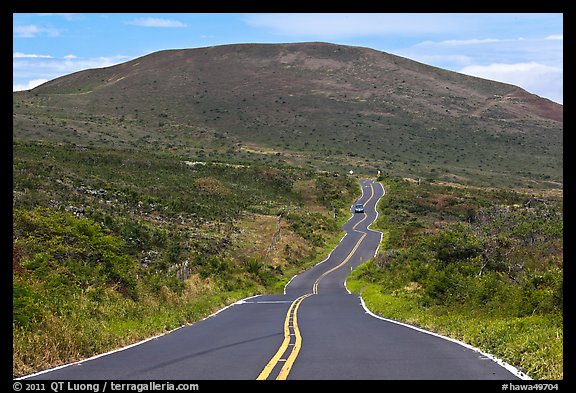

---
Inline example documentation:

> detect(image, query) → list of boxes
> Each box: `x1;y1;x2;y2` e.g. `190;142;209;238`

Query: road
22;179;525;380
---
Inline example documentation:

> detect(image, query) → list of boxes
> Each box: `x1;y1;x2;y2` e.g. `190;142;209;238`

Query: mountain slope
13;42;562;189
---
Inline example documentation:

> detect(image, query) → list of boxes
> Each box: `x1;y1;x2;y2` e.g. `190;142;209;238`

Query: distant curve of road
21;179;527;380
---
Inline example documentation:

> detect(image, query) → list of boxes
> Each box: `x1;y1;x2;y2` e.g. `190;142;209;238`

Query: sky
13;13;563;104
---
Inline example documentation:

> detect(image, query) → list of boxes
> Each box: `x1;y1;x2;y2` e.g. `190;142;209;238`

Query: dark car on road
354;203;365;213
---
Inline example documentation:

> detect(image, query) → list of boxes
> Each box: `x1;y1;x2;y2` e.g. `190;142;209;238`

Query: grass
12;139;562;380
346;177;563;380
12;139;360;378
13;212;352;376
346;278;562;380
13;43;562;190
13;284;252;377
11;43;562;379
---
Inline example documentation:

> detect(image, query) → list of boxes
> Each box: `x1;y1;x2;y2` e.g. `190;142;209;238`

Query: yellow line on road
256;293;312;380
313;181;375;295
276;293;310;380
257;181;380;380
313;231;366;294
363;181;375;207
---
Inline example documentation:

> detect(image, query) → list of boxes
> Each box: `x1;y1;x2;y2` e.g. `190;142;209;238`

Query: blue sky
13;13;563;104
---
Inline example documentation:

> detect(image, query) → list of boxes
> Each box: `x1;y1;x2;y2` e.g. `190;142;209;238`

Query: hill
13;42;562;190
12;42;563;378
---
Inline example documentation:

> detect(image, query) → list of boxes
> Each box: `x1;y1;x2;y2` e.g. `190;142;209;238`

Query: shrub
13;207;140;326
427;224;482;265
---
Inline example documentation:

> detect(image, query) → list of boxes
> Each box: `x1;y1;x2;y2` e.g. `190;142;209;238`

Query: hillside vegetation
12;140;359;377
347;177;562;379
12;42;562;379
13;42;562;189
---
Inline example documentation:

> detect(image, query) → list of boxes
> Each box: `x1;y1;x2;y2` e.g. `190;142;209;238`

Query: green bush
13;207;140;327
13;281;42;328
14;207;138;295
348;177;563;379
12;140;359;377
519;271;563;316
428;225;482;265
286;211;338;247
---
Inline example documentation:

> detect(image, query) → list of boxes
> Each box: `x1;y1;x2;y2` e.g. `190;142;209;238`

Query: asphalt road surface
22;179;525;380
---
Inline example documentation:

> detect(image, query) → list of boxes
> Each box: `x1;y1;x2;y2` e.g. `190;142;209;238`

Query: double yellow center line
312;215;367;294
256;293;312;380
257;182;376;380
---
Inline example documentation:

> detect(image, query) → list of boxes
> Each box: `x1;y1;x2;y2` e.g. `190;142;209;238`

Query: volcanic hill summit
13;42;562;188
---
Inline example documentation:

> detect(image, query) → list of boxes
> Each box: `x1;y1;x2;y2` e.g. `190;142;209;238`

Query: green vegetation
12;43;563;380
12;140;359;377
13;43;562;188
347;177;563;379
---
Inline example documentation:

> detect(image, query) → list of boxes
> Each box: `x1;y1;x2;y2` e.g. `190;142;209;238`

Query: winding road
22;179;526;380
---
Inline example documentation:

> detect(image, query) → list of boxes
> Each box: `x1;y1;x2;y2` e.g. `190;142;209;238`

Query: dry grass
231;213;312;269
194;177;231;195
292;179;327;213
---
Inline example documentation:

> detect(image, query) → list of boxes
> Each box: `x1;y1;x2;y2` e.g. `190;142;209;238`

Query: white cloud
460;62;563;104
461;61;560;76
13;53;118;81
13;55;132;90
13;52;53;59
392;35;563;104
545;34;563;40
13;24;62;38
244;13;463;38
35;13;80;21
13;79;49;91
436;38;512;46
126;17;187;28
399;37;541;67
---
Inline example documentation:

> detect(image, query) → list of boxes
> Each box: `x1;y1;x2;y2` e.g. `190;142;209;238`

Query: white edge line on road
283;274;297;295
285;179;368;296
283;232;347;295
366;181;385;232
357;296;532;381
19;180;375;378
16;293;263;380
345;181;383;295
18;181;370;379
344;279;351;294
366;181;385;256
349;181;531;381
345;180;384;297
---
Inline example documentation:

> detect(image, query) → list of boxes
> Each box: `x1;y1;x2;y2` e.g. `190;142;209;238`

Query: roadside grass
12;139;359;378
346;176;563;380
346;277;562;380
13;207;352;378
13;284;255;377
